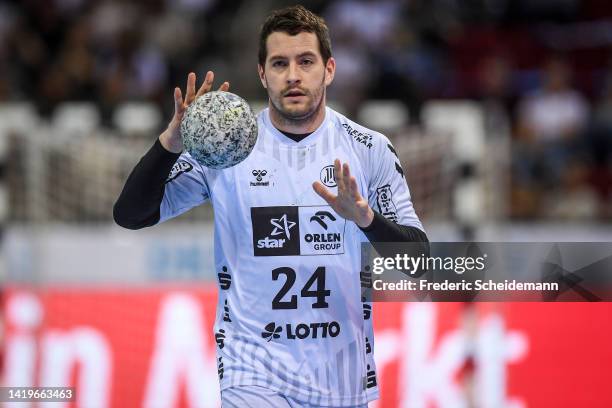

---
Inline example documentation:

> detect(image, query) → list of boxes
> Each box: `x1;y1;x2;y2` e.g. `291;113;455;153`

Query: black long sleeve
113;139;180;229
359;211;430;277
359;211;428;243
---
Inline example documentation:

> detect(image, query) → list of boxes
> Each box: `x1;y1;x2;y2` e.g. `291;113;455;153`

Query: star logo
270;214;296;239
251;206;300;256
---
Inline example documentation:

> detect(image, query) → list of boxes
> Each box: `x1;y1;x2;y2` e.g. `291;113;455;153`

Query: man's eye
272;61;287;67
301;59;313;65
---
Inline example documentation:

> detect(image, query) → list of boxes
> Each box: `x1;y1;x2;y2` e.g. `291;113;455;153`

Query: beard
267;75;326;126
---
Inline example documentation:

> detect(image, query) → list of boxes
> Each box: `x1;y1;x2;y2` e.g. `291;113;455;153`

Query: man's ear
258;64;267;89
324;57;336;86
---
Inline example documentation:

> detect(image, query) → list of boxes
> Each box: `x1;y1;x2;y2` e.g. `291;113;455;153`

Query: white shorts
221;385;369;408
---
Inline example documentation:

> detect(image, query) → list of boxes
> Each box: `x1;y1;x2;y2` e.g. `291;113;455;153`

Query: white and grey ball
180;91;258;169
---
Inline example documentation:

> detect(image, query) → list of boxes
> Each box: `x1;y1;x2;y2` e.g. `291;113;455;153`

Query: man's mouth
284;90;306;97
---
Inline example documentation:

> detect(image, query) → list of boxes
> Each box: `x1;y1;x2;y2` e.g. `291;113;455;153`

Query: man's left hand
313;159;374;229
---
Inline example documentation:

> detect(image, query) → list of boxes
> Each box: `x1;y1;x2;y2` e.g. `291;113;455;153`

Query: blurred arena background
0;0;611;407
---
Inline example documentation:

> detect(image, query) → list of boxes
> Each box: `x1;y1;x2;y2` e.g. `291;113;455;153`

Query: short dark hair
258;5;332;67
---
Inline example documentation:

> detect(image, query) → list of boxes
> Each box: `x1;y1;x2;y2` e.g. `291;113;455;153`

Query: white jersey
160;107;423;406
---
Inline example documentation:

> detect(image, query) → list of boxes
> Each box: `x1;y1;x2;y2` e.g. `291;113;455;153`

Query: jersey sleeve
159;152;210;223
366;135;424;232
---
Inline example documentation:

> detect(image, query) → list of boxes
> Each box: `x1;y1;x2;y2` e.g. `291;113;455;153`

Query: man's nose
287;62;300;84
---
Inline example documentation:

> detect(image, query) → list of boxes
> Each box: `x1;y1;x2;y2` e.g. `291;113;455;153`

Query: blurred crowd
0;0;611;219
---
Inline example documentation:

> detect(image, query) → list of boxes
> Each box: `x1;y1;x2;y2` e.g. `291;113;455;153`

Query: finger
334;159;346;192
349;176;361;201
343;162;358;199
174;87;183;115
185;72;197;105
343;162;351;183
196;71;214;97
313;181;336;204
218;81;230;92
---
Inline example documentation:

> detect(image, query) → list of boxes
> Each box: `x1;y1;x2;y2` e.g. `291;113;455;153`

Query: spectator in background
512;56;591;218
476;55;514;139
324;0;401;50
324;0;403;117
372;24;429;125
38;19;96;115
587;70;612;217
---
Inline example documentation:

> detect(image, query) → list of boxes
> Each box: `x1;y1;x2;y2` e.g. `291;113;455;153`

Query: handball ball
180;91;258;169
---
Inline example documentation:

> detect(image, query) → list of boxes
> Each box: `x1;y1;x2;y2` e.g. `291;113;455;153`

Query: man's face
258;31;335;122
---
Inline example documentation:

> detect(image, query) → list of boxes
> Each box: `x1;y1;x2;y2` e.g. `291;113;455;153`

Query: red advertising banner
1;287;611;407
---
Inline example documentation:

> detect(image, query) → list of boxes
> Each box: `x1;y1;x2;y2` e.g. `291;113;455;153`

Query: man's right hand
159;71;230;153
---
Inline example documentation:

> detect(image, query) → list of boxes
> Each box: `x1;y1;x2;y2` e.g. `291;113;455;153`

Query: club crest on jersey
166;160;193;183
320;165;337;187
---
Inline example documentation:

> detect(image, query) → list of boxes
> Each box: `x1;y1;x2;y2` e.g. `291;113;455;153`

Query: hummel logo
250;169;270;186
262;322;282;342
270;214;296;239
309;210;336;230
252;169;267;181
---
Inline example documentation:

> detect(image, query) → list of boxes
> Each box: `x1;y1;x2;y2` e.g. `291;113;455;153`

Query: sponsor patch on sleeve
166;160;194;183
342;123;373;149
376;185;398;222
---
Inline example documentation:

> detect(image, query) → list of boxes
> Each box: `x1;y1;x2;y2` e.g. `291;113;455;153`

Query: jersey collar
262;106;331;146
